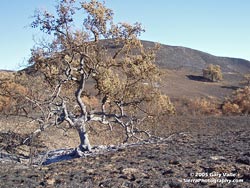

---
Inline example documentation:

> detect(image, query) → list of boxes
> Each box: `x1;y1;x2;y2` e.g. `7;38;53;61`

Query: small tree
202;64;223;82
2;0;174;156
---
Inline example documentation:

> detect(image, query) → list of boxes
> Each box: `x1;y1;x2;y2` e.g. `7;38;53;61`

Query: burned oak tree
5;0;175;156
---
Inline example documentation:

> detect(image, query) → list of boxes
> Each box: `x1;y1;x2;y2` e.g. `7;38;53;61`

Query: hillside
23;40;250;76
3;40;250;103
141;40;250;74
100;40;250;100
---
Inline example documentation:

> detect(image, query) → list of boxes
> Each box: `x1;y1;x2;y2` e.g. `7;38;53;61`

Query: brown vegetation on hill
0;73;28;113
222;86;250;115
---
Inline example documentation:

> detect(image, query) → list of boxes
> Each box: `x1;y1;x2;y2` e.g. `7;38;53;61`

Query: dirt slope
140;40;250;74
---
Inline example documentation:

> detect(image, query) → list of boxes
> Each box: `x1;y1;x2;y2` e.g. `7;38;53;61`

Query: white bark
75;118;91;153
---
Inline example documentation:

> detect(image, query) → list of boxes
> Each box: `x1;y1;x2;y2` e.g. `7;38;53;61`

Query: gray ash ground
0;116;249;188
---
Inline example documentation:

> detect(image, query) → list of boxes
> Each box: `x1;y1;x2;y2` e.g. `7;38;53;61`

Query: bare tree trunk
77;124;91;152
73;118;91;156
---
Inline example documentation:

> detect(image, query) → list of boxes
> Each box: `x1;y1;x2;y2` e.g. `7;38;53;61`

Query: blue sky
0;0;249;70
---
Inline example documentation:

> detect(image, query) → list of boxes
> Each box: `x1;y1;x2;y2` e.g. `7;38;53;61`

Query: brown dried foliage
188;97;221;115
203;64;223;82
0;74;28;113
222;86;250;115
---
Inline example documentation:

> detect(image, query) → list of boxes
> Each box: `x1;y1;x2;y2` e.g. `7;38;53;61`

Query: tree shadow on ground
186;75;211;82
221;86;240;91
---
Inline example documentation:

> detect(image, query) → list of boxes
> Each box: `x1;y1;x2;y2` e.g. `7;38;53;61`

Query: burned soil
0;116;249;188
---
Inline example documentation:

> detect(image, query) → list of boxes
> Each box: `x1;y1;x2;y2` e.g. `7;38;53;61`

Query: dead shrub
187;97;221;115
172;97;220;116
0;79;28;114
145;93;175;117
0;96;11;112
222;102;241;114
222;86;250;115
